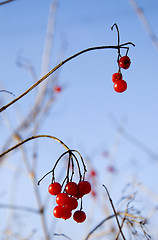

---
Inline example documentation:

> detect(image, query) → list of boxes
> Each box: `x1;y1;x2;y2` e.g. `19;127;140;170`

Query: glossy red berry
73;210;86;223
113;79;127;93
56;193;69;206
65;182;78;196
78;181;91;195
53;205;65;218
112;72;122;83
119;56;131;69
48;182;62;195
61;206;72;220
67;197;78;210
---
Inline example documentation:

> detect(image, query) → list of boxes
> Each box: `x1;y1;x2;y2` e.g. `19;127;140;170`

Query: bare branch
103;185;126;240
0;0;15;5
0;42;134;113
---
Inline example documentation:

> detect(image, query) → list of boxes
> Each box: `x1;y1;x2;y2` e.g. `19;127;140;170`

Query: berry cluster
48;180;91;222
38;149;91;223
112;56;131;93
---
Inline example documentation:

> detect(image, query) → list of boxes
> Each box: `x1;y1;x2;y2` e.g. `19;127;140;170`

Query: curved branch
0;43;134;113
0;135;69;159
0;0;15;5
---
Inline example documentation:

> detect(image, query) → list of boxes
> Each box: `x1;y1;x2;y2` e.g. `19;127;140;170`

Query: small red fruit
61;206;72;220
90;170;97;177
54;86;62;93
65;182;78;196
67;197;78;210
119;56;131;69
113;79;127;93
91;190;97;198
53;205;65;218
112;72;122;83
78;181;91;195
48;182;62;195
56;193;69;206
73;210;86;223
73;191;84;199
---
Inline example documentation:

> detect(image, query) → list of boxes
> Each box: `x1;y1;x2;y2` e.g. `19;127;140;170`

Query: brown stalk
103;185;126;240
0;43;134;113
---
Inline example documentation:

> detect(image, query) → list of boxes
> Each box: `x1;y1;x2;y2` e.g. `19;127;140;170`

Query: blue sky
0;0;158;239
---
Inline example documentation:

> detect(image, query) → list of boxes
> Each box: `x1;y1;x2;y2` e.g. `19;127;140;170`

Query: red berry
67;197;78;210
78;181;91;195
73;210;86;223
48;182;62;195
54;86;62;93
61;206;72;220
113;79;127;93
73;191;84;199
119;56;131;69
65;182;78;196
112;72;122;83
90;170;97;177
91;190;97;198
56;193;69;206
53;205;65;218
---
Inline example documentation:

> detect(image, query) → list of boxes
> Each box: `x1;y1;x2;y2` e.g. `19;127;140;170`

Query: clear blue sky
0;0;158;239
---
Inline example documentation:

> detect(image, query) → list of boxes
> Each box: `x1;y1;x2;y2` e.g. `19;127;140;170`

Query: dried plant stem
115;205;128;240
128;0;158;50
0;134;69;159
0;204;40;214
0;0;15;5
84;212;123;240
103;185;126;240
0;43;134;113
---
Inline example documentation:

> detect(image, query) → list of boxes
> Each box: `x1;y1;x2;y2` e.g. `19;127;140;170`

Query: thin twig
0;42;134;113
0;204;40;214
0;134;70;159
0;90;15;96
54;233;71;240
0;0;15;5
103;185;126;240
115;204;129;240
84;212;123;240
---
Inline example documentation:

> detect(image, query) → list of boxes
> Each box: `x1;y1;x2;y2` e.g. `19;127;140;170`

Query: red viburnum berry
73;190;84;199
65;181;78;196
54;86;62;93
78;181;91;195
56;193;69;206
61;206;72;220
48;182;62;195
90;170;97;177
66;197;78;210
53;205;65;218
91;190;97;198
113;79;127;93
119;56;131;69
112;72;122;83
73;210;86;223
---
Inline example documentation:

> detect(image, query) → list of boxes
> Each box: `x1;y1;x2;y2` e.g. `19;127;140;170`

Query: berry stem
111;23;121;64
103;185;126;240
0;135;69;159
0;43;135;113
